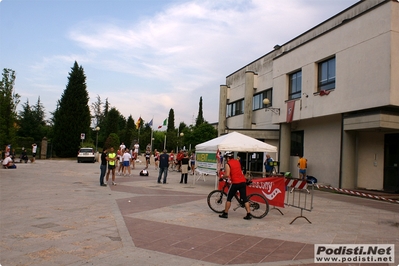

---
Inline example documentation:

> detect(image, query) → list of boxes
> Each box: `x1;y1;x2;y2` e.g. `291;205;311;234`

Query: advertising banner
196;151;217;175
218;177;286;208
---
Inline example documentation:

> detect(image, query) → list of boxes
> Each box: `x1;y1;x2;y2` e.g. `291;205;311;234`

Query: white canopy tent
195;131;277;153
194;132;277;187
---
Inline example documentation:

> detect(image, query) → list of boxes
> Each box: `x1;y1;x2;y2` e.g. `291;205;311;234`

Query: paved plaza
0;159;398;266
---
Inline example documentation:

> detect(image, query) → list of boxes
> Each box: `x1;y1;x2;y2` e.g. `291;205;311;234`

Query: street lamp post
180;132;184;150
95;126;100;153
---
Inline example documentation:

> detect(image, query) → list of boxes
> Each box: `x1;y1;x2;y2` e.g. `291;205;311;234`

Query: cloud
30;0;357;124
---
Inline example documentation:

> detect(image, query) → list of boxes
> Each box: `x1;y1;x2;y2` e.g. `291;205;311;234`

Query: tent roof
195;131;277;153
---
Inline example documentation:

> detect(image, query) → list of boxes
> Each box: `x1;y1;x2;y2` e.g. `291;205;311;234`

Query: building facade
218;0;399;191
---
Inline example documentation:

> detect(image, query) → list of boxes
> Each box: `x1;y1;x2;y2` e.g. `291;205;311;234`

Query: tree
91;95;103;127
0;68;20;148
104;107;120;138
104;133;120;150
167;109;175;132
124;115;136;149
52;61;91;157
195;96;205;126
18;97;47;141
188;122;217;148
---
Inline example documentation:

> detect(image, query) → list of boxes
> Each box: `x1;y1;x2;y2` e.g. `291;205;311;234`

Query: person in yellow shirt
105;147;117;185
297;155;308;180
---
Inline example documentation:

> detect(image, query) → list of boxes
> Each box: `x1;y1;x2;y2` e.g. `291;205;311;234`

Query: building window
253;89;273;111
318;57;335;91
291;131;304;156
289;71;302;100
226;99;244;117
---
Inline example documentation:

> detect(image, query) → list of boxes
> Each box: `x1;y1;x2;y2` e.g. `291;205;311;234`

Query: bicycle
207;178;270;219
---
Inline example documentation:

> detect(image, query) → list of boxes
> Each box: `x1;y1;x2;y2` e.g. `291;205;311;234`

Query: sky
0;0;359;128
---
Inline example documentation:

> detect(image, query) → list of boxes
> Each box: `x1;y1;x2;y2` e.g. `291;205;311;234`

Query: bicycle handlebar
219;177;252;185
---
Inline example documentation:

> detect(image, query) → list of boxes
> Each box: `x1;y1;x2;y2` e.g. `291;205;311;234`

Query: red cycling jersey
227;159;246;184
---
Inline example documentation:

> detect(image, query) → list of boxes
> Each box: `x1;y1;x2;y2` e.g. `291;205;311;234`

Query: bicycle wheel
207;190;227;213
247;193;269;219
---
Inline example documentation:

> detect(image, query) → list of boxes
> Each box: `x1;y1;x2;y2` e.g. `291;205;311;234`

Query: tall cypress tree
195;96;205;126
53;61;91;157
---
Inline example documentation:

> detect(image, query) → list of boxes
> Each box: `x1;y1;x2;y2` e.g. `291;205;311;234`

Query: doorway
383;133;399;192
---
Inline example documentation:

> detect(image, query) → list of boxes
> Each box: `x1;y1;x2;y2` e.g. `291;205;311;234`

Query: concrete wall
288;115;342;187
272;2;395;123
357;132;385;190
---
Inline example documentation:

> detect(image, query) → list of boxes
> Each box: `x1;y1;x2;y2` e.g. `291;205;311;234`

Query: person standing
133;141;139;155
122;148;132;176
119;142;126;151
157;149;169;184
219;151;252;220
105;147;117;185
116;148;123;175
154;149;160;170
190;152;195;175
179;152;190;184
297;155;307;180
264;154;274;176
99;148;108;186
168;150;175;171
176;150;184;172
144;147;151;169
32;143;37;163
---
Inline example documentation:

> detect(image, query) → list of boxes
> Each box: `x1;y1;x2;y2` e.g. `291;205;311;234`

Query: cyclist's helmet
224;151;234;158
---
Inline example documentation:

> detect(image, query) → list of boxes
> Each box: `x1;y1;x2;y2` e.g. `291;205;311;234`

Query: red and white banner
286;100;295;123
248;178;286;208
218;177;286;208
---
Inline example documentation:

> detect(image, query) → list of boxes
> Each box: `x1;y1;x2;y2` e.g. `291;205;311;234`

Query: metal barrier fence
285;178;314;224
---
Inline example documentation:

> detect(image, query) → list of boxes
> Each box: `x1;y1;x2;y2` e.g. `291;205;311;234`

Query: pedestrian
154;149;160;170
157;149;169;184
21;148;29;163
179;152;190;184
290;154;309;193
297;154;307;180
122;148;132;176
116;148;124;175
32;143;37;163
218;151;252;220
133;141;139;155
119;142;126;151
144;147;151;169
190;152;195;175
2;154;16;169
176;150;184;172
99;148;108;186
105;147;117;185
168;150;175;171
264;154;274;176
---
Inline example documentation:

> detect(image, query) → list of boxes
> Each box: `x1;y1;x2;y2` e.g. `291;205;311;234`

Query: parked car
77;148;96;163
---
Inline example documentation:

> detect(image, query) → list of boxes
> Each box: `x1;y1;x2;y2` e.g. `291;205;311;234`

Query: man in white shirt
2;155;16;169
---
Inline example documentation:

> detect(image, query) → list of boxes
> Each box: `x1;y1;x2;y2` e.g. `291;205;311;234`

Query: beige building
218;0;399;191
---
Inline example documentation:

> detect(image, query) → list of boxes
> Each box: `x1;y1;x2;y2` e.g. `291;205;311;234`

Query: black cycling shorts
226;182;247;203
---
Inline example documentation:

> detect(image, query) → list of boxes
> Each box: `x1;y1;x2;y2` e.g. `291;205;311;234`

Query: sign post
80;133;85;147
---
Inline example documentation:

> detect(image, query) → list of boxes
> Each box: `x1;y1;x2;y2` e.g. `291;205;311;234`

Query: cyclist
219;151;252;220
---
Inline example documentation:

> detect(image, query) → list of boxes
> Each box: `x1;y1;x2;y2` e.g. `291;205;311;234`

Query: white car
77;148;96;163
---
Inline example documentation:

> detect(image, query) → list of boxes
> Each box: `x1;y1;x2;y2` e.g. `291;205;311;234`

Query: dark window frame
253;88;273;111
318;57;336;91
289;70;302;100
290;130;304;156
226;99;244;117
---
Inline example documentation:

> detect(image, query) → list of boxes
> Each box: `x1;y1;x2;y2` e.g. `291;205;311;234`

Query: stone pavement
0;159;398;266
